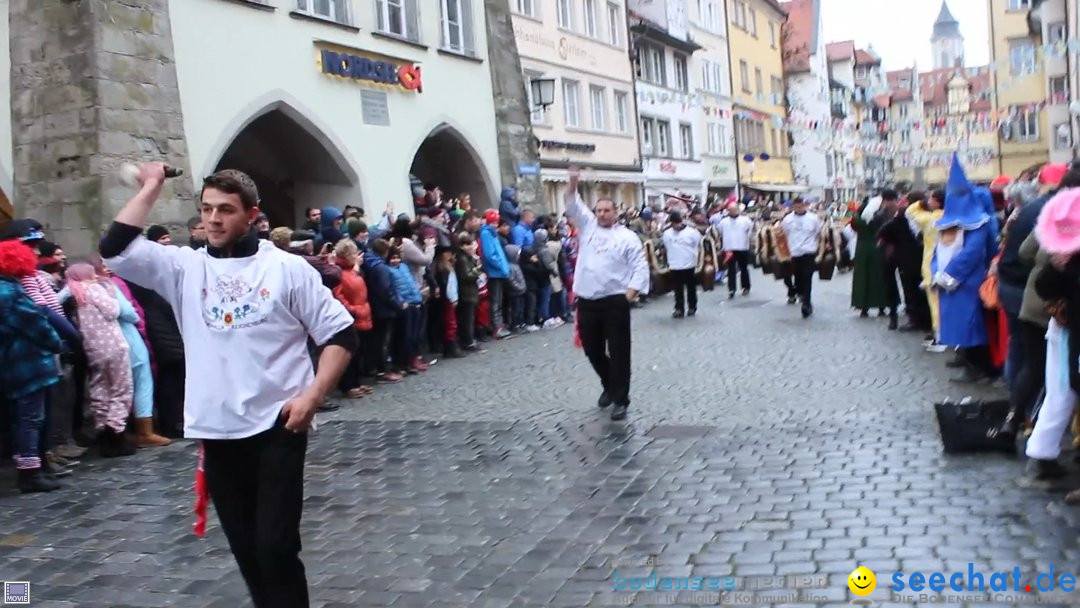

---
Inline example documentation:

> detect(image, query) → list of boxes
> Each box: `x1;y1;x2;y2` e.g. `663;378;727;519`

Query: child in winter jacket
362;240;403;383
455;233;483;350
388;246;425;374
334;239;374;397
504;244;527;331
0;239;65;493
520;245;549;330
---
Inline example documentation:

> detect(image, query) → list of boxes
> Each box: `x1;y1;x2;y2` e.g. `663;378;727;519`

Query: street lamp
530;77;556;110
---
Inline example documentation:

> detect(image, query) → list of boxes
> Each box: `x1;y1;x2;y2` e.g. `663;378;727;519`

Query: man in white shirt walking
716;203;755;299
101;163;356;608
780;197;823;319
565;167;650;421
661;211;702;318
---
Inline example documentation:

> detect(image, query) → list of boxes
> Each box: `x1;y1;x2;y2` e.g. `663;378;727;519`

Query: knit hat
1;218;45;243
345;217;366;238
1035;188;1080;254
483;209;500;225
146;225;169;242
534;228;549;243
1040;163;1069;187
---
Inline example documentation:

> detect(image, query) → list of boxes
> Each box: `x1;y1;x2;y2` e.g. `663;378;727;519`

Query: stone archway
212;101;361;229
409;123;494;210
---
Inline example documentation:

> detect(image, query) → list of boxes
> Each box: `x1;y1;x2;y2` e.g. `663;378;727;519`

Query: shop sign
659;161;677;174
539;140;596;154
709;163;732;177
517;163;541;176
318;45;422;93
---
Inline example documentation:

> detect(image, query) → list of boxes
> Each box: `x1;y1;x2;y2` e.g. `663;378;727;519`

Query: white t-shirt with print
106;237;353;439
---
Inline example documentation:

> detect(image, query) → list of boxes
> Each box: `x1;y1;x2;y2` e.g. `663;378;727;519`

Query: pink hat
1039;163;1069;187
1036;188;1080;254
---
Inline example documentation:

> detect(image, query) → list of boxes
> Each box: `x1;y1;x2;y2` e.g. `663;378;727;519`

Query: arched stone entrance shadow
205;92;363;228
409;122;495;210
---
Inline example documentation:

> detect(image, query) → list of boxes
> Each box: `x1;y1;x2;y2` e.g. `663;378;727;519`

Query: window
607;2;622;46
898;103;908;119
657;121;672;156
739;60;750;92
755;68;763;95
679;123;693;159
748;8;757;36
674;54;689;92
1055;122;1072;149
702;59;727;95
557;0;573;29
1008;0;1031;10
769;22;776;48
298;0;350;24
732;1;746;29
770;127;778;155
854;66;867;79
1017;109;1038;141
1051;76;1069;104
641;117;655;155
614;91;629;133
583;0;599;37
1010;40;1036;75
826;154;834;177
770;76;782;104
514;0;537;17
708;123;721;154
698;0;723;32
637;43;666;86
525;70;548;124
589;86;607;131
563;79;581;128
1049;22;1067;44
441;0;475;55
374;0;419;41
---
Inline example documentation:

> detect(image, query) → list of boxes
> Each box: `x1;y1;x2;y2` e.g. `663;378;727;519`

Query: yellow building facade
726;0;795;193
988;0;1050;177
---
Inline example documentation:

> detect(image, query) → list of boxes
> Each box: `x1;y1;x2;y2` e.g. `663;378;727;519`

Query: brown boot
135;418;171;448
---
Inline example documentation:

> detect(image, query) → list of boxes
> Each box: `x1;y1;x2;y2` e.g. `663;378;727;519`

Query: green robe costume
850;208;892;311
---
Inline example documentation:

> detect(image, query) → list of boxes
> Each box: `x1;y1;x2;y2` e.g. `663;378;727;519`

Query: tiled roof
854;49;880;66
826;40;855;62
919;65;992;108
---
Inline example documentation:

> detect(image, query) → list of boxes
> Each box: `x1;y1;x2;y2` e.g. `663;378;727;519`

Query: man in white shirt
661;211;702;318
565;167;650;421
716;203;755;298
780;197;824;318
101;163;356;608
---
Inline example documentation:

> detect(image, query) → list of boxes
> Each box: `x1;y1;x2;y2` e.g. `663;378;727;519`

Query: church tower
931;0;964;69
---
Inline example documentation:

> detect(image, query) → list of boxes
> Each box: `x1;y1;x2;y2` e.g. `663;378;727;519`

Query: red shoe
411;356;429;372
377;372;403;383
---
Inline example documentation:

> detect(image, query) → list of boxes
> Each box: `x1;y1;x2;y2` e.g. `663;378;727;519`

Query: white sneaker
926;343;948;353
526;324;541;332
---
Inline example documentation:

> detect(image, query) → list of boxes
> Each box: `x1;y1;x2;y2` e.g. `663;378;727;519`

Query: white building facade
824;42;864;202
628;0;707;206
690;0;738;199
782;0;830;200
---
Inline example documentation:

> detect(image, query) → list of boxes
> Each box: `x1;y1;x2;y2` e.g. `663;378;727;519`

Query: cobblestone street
2;273;1079;608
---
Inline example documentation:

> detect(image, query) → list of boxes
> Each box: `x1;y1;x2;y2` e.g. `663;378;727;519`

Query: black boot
17;468;61;494
443;342;465;359
888;312;899;331
97;429;118;458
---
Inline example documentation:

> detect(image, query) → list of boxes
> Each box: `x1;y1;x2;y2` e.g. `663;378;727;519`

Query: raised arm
564;167;595;231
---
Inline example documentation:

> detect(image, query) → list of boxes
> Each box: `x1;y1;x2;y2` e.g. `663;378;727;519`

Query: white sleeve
565;192;596;233
626;235;650;295
104;237;198;309
287;259;354;345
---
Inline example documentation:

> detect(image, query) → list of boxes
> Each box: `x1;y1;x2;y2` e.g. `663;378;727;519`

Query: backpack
508;264;526;296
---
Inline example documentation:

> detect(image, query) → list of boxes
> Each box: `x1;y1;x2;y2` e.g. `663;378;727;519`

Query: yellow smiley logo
848;567;876;596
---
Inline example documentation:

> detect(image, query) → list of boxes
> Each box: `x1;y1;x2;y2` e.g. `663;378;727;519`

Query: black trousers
457;301;477;347
899;266;930;328
792;254;816;306
155;360;185;437
203;418;309;608
366;319;392;376
670;269;697;313
338;329;367;390
577;295;633;406
727;250;751;294
1011;320;1047;419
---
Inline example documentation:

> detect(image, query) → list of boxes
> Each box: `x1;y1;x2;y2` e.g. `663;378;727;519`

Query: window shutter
375;0;385;30
297;0;308;10
405;0;420;42
461;0;476;56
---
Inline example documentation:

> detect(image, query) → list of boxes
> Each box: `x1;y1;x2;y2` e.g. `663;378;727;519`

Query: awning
541;169;645;184
743;183;810;193
708;180;738;188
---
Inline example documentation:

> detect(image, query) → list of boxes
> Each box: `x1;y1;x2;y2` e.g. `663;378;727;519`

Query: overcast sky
820;0;991;71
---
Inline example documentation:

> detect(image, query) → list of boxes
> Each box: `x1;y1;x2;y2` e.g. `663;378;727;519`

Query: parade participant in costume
662;212;702;318
780;198;823;318
851;196;895;318
932;155;998;383
815;217;844;281
878;190;931;332
907;188;946;351
717;202;754;298
101;164;356;608
1025;187;1080;481
565;167;649;422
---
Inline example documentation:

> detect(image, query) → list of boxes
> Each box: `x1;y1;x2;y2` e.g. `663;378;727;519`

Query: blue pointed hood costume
930;153;996;349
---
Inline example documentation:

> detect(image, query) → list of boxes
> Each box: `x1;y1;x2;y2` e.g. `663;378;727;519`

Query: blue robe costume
931;155;998;348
